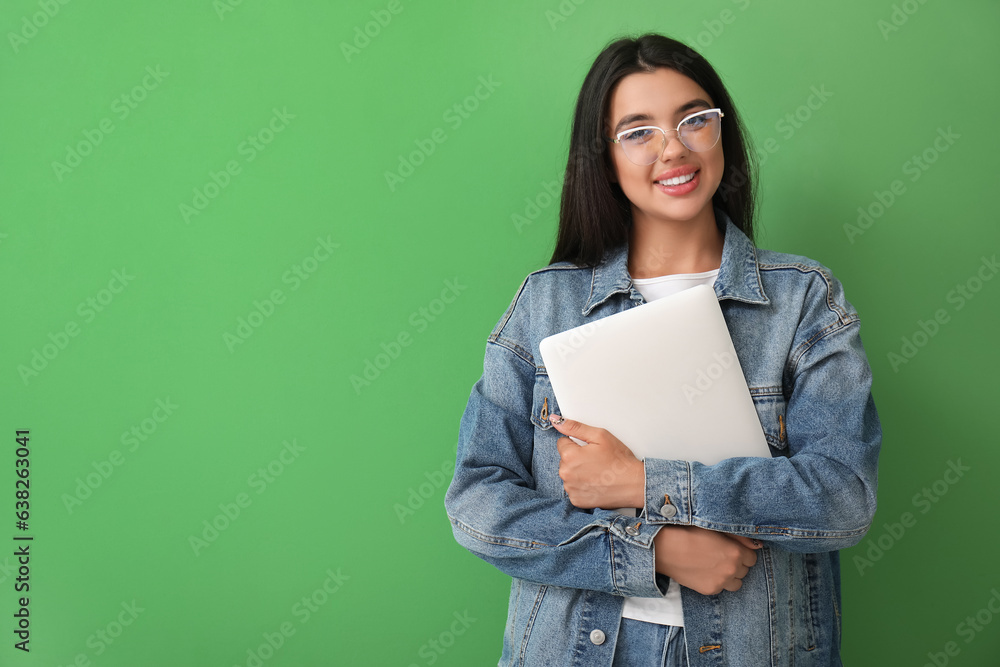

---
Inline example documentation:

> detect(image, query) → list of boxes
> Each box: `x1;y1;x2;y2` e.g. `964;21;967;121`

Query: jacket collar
582;206;769;316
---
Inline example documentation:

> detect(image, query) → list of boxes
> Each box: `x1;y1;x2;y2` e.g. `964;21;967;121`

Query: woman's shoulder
506;260;594;306
486;261;596;361
755;246;833;277
752;246;860;327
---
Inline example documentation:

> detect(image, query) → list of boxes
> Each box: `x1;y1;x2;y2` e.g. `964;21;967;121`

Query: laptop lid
538;284;770;464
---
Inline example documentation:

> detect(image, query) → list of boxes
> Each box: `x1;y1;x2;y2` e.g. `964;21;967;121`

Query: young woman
445;33;881;667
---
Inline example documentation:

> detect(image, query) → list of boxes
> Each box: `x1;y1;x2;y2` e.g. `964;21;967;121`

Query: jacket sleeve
444;300;669;598
641;287;882;553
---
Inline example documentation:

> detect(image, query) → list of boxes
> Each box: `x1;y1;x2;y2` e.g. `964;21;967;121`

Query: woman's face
605;67;725;228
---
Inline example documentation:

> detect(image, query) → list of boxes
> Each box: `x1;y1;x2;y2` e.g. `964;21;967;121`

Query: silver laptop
538;284;770;464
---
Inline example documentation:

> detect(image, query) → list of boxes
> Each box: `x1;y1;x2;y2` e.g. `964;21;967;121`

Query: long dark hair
550;33;758;266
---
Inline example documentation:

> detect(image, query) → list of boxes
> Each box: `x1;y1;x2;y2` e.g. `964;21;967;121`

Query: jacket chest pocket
750;389;789;454
529;371;564;496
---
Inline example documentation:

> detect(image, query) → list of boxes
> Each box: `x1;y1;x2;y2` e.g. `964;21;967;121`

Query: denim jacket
445;208;881;666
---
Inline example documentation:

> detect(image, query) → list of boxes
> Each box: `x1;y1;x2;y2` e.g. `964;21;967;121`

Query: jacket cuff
607;514;669;597
641;458;692;524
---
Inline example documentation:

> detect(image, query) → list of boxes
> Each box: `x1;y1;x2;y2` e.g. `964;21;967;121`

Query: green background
3;0;998;664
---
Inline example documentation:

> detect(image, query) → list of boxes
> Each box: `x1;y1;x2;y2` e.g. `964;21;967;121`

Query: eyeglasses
606;108;724;165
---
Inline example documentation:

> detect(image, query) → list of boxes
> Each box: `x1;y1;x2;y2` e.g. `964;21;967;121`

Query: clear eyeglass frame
606;108;725;165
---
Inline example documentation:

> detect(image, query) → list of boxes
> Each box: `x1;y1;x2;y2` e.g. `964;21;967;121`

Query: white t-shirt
620;267;720;628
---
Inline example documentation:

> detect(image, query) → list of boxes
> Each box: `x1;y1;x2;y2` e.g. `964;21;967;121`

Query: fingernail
752;539;761;547
549;414;565;425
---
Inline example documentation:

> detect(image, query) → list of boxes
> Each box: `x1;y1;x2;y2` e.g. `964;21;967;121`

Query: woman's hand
549;415;645;510
653;526;762;595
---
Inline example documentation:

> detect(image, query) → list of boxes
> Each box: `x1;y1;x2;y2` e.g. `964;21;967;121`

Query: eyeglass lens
620;111;722;165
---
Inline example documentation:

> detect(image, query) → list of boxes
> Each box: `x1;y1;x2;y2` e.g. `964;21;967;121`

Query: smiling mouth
654;171;697;186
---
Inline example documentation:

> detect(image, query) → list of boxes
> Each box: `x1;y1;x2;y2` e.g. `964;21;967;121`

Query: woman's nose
660;130;688;159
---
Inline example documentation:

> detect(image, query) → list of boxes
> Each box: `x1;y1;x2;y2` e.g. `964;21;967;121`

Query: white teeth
656;172;696;186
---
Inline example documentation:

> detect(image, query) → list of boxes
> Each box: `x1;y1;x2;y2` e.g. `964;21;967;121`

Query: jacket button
625;524;639;536
660;503;678;518
589;629;606;645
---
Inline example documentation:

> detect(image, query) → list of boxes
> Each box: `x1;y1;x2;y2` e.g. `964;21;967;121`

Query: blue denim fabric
612;620;686;667
444;207;882;666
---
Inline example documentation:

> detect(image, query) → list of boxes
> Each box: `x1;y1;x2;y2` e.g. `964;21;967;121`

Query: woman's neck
627;207;724;279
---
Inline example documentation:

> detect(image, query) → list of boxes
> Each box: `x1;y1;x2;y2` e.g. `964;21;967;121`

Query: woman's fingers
548;414;603;443
551;416;644;509
727;533;764;555
654;526;762;595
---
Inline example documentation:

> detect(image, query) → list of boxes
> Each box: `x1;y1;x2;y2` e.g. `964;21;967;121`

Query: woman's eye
623;128;655;143
681;115;709;129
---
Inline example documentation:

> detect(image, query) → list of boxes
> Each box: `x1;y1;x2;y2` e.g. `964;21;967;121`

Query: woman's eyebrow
612;98;713;134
